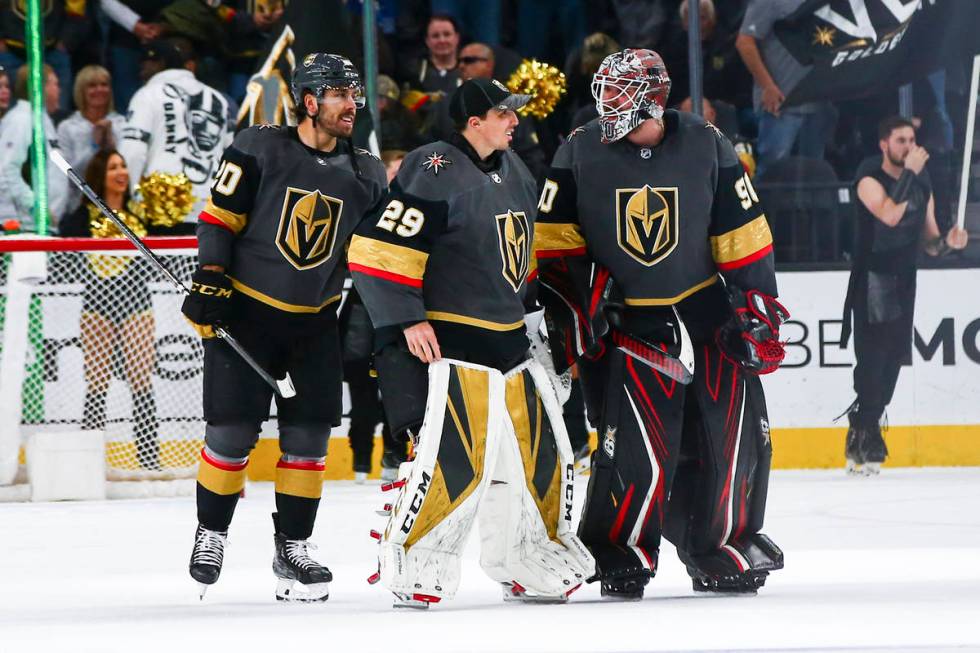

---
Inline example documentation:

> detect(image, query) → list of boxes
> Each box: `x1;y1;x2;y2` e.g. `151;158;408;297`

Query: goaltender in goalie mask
591;49;671;144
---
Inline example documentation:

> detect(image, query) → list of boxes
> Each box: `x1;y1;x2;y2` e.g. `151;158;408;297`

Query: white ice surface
1;468;979;653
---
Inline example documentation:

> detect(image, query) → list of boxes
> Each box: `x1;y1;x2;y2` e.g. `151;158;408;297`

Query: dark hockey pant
579;342;773;582
344;358;404;473
851;311;911;429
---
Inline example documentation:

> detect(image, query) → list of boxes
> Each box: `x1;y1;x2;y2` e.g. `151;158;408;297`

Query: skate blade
392;592;441;609
845;460;863;475
501;582;573;604
862;462;881;476
275;578;330;602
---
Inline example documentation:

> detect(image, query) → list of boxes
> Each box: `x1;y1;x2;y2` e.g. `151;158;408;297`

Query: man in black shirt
843;116;968;474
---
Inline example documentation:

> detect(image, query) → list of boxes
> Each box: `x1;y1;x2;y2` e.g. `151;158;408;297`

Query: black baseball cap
448;78;531;124
141;40;188;69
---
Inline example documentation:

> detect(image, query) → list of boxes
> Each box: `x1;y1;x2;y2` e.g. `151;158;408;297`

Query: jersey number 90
734;173;760;211
377;199;425;237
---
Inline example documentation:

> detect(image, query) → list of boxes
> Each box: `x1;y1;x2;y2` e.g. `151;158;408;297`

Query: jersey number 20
212;160;243;196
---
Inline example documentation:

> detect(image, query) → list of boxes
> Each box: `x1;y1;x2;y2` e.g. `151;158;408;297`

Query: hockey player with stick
349;77;594;608
181;53;387;601
536;49;786;599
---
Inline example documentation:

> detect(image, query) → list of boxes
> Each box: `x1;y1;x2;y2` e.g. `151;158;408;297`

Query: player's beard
317;106;356;139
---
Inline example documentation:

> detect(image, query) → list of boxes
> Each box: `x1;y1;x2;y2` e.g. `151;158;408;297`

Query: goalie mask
591;49;671;144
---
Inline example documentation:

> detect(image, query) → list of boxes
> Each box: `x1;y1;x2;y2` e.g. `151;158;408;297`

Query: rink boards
248;268;980;478
4;266;978;479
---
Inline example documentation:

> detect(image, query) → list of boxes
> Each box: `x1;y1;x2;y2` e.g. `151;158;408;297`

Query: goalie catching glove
181;268;234;338
716;287;789;375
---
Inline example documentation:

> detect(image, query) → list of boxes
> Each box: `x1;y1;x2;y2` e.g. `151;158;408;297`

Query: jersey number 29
376;199;425;237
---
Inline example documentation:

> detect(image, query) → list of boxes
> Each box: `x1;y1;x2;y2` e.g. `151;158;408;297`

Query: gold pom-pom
506;59;567;120
135;172;195;228
87;204;147;239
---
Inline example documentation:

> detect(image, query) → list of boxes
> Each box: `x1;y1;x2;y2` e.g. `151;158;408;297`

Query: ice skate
189;524;227;599
392;592;440;609
272;513;332;602
354;471;368;484
379;451;404;482
844;426;864;475
501;581;578;603
599;575;648;601
858;425;887;476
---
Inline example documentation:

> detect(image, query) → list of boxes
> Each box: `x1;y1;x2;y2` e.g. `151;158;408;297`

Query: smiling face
471;107;519;152
425;18;459;60
104;153;130;196
84;74;112;113
309;85;362;138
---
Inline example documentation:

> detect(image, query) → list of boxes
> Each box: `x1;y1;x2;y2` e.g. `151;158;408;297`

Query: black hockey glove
716;288;789;375
181;269;233;339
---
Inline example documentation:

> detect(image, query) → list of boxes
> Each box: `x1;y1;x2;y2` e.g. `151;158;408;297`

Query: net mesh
0;242;203;481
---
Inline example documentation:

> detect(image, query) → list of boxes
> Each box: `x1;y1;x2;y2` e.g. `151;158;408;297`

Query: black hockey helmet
290;53;365;110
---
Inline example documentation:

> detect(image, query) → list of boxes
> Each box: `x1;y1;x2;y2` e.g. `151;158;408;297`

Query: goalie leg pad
680;533;783;594
577;350;685;586
477;361;595;599
666;345;778;587
377;360;503;602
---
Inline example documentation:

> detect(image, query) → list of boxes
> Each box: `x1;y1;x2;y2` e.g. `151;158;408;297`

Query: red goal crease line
0;236;198;252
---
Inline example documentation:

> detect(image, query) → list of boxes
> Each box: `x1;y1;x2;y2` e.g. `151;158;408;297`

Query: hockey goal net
0;236;203;498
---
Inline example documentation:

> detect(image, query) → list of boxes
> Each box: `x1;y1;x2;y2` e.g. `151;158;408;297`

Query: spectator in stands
0;64;67;229
609;0;671;50
564;32;620;127
841;116;968;475
121;38;232;229
102;0;168;111
661;0;751;139
377;74;422;151
59;148;161;470
219;0;285;103
380;149;406;183
431;0;501;46
516;0;586;65
58;65;127;214
402;13;461;98
0;0;85;113
0;65;9;120
736;0;837;179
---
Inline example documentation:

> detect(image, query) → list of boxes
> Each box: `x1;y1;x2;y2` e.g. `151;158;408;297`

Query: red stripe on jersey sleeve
348;262;424;288
715;243;773;271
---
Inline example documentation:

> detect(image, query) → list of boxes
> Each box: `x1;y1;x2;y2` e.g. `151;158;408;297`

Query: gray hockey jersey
197;124;386;315
536;112;776;308
349;138;539;367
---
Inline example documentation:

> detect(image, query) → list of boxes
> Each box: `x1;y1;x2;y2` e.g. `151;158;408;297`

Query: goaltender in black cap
444;78;531;170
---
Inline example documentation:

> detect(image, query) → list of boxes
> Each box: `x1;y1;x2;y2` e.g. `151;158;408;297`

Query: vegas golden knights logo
276;187;344;270
615;185;679;266
495;210;531;292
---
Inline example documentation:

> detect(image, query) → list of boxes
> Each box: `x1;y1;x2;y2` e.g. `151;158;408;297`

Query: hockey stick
50;150;297;399
610;306;694;385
